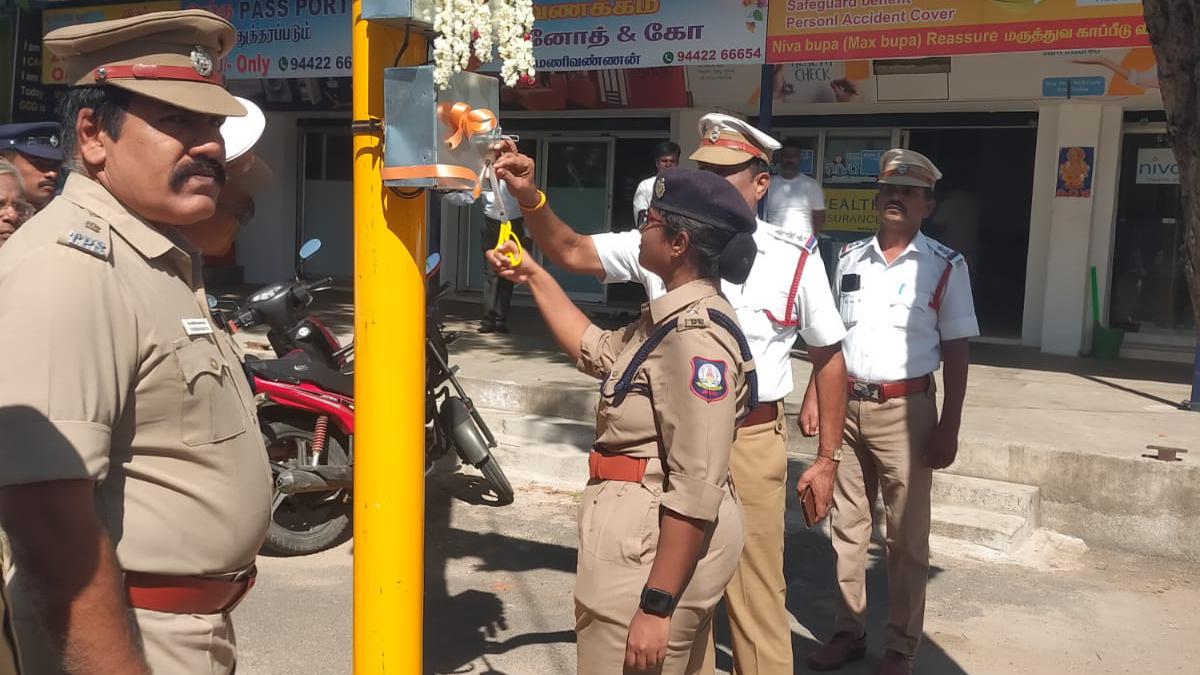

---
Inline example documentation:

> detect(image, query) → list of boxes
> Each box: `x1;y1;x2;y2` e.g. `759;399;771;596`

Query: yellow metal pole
352;3;427;673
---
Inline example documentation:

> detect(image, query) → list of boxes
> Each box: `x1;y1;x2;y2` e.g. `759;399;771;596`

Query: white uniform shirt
764;173;825;237
632;176;654;223
482;180;521;221
593;218;846;402
836;231;979;383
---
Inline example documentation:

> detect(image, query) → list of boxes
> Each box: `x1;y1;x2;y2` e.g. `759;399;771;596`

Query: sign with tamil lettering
767;0;1149;63
43;1;352;82
529;0;768;71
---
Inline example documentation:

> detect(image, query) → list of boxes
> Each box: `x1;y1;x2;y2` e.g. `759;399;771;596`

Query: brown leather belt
848;375;930;403
125;565;256;615
739;400;780;428
588;450;648;483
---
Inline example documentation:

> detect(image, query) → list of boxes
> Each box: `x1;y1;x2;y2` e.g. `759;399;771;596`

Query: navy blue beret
0;122;63;162
649;167;756;235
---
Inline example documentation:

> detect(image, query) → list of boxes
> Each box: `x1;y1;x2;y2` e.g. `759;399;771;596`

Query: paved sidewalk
222;288;1200;559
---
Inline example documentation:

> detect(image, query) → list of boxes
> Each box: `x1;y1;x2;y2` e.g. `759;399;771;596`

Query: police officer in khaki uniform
0;10;269;675
494;114;849;675
807;150;978;675
486;168;758;673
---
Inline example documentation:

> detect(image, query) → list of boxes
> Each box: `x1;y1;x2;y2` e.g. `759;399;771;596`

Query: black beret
649;168;756;235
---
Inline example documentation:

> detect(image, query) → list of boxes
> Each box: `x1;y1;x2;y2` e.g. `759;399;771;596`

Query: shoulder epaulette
839;238;870;258
56;219;111;261
929;240;964;266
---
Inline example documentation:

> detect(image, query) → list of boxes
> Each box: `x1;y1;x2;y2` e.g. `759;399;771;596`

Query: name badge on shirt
182;318;213;336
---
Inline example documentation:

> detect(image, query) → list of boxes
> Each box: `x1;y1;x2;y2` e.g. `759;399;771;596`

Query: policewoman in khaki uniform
0;11;269;675
808;150;978;675
486;169;758;673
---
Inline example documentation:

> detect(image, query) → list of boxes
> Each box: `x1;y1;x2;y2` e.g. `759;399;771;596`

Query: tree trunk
1142;0;1200;340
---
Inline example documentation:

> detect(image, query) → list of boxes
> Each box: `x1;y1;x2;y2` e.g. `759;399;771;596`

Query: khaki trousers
575;459;744;675
830;386;937;656
136;608;238;675
722;406;793;675
0;547;18;675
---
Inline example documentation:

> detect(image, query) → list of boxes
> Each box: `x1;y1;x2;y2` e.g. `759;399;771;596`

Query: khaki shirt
578;279;753;522
0;173;271;576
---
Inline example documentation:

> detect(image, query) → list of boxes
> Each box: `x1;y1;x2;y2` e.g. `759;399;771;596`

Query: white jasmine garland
491;0;535;88
431;0;535;89
432;0;477;89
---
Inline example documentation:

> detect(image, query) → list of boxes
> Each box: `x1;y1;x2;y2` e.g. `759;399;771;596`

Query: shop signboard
823;148;883;185
767;0;1150;63
43;1;353;82
12;10;57;123
192;0;352;80
1135;148;1179;185
527;0;768;71
823;187;878;233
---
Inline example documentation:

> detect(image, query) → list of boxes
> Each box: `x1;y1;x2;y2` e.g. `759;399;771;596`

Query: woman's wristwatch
639;586;676;618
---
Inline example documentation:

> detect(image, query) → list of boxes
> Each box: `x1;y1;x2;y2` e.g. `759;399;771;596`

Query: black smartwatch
639;586;676;618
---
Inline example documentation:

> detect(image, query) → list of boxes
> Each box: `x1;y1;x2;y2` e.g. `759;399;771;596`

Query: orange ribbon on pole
438;102;498;150
379;102;501;198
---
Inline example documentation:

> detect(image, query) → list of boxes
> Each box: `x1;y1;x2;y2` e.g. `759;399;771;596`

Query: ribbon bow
438;102;498;150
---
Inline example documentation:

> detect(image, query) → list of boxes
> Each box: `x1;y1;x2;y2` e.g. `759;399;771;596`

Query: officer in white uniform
492;113;849;675
807;149;978;675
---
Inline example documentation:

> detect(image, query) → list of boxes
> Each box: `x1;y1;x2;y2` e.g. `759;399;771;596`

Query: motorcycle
216;241;513;557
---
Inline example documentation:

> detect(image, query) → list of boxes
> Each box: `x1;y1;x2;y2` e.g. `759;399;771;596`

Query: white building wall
235;110;343;285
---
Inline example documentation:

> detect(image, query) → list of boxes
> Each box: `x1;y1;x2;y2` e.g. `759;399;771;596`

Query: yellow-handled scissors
487;161;524;266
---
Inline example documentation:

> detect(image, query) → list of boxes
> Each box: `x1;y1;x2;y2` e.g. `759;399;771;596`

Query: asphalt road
236;474;1199;675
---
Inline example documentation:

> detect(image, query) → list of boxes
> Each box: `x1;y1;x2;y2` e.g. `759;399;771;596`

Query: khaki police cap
690;112;781;166
878;149;942;189
44;9;245;118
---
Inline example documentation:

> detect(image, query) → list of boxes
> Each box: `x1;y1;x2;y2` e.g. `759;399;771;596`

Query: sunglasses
637;209;665;232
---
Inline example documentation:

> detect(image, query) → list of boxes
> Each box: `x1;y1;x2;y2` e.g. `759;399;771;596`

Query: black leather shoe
808;632;867;671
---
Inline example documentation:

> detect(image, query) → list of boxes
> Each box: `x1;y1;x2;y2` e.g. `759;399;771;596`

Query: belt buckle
851;381;882;403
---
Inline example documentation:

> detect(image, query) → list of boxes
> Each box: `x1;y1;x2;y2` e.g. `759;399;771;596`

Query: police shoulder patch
929;240;964;266
689;357;728;402
58;229;110;260
677;307;709;331
839;237;870;258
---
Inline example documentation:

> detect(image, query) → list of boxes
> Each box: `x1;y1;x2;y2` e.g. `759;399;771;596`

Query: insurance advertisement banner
767;0;1150;63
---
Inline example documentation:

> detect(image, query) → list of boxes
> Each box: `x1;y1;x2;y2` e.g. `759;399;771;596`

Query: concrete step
930;503;1033;553
930;473;1040;520
486;406;1044;553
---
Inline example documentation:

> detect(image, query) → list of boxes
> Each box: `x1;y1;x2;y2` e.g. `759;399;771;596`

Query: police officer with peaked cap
0;121;63;211
807;149;978;675
493;112;850;674
487;168;757;673
0;10;268;675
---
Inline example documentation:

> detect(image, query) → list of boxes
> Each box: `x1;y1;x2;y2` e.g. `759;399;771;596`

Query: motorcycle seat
248;352;354;398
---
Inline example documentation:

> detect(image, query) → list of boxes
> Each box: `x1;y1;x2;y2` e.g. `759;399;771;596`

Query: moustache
884;200;907;213
169;158;226;191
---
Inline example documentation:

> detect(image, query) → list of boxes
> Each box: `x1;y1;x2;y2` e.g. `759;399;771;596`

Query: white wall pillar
1022;104;1058;346
1039;101;1113;355
1086;104;1126;334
